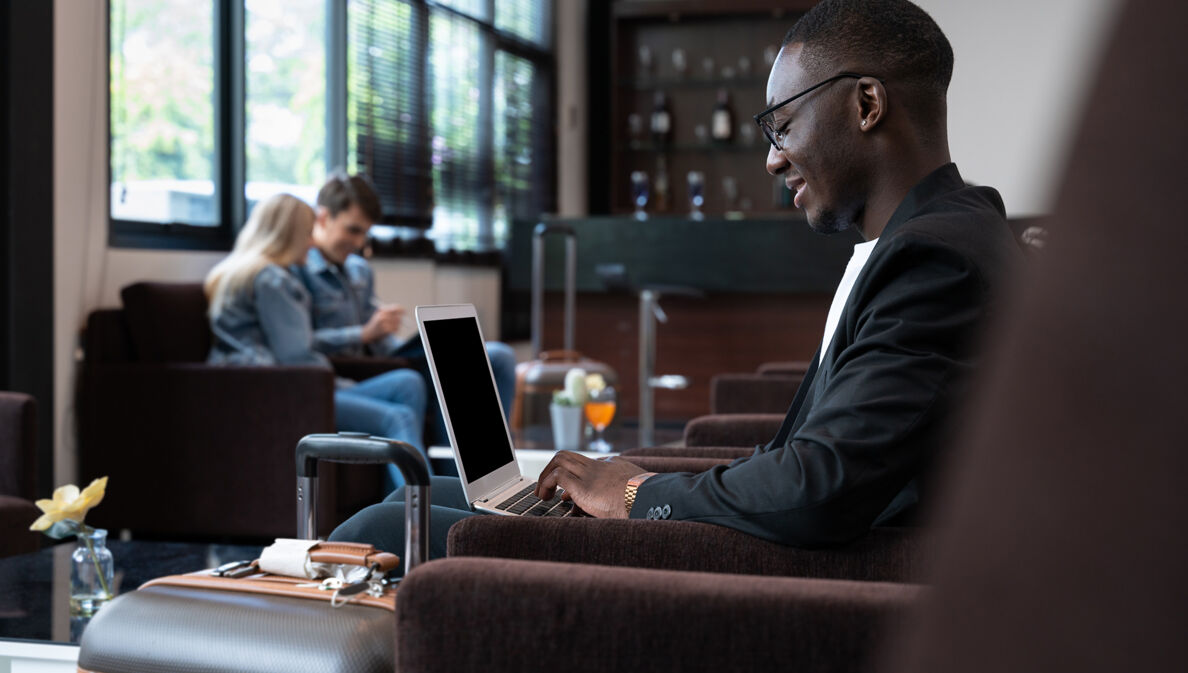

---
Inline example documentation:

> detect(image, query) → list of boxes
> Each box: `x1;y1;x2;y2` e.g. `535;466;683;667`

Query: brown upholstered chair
620;414;777;469
398;557;920;673
710;359;811;414
76;282;391;540
0;392;41;558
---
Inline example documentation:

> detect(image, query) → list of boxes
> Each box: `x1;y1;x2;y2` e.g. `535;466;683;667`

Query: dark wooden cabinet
606;1;815;217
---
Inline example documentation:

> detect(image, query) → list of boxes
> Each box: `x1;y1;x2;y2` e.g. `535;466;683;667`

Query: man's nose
765;143;788;176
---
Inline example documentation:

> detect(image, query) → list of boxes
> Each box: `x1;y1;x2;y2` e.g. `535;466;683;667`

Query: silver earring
861;120;867;126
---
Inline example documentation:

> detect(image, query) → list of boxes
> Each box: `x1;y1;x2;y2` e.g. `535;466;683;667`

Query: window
109;0;219;236
109;0;554;252
349;0;555;251
245;0;326;209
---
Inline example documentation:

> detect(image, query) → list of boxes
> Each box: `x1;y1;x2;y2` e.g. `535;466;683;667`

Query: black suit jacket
631;164;1021;547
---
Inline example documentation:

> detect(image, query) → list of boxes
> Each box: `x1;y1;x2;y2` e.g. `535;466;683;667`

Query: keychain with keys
330;563;384;607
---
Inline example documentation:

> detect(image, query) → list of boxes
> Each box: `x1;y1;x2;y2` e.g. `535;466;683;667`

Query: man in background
292;172;517;451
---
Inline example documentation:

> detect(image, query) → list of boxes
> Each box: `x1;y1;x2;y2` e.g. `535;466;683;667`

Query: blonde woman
205;193;427;487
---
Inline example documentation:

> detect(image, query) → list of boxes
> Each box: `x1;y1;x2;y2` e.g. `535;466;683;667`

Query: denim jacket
207;263;330;368
290;248;401;357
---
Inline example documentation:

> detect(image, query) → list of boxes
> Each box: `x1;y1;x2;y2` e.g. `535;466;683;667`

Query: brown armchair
710;359;811;414
620;414;779;467
398;557;920;673
76;282;393;540
447;517;920;582
0;392;40;558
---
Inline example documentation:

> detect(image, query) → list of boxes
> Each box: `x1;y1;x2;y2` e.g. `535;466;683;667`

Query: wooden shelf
607;1;808;215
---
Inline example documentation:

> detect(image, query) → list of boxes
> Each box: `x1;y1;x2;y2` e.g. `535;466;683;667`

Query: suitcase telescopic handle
532;222;576;358
295;432;431;574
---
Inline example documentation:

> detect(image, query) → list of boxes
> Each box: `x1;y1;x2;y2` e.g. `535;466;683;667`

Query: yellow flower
30;476;108;532
585;373;606;393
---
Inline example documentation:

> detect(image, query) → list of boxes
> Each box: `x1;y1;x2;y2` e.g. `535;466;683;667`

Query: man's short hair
317;172;383;223
783;0;954;102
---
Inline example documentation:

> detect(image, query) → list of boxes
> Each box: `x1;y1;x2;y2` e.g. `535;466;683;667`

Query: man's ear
856;77;886;131
314;206;330;228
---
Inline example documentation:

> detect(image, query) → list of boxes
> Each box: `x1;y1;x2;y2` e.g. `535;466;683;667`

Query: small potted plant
550;368;588;451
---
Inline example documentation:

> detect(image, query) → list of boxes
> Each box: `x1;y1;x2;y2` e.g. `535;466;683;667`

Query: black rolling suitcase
77;433;429;673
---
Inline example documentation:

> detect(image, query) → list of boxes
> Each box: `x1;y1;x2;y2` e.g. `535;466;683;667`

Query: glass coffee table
0;540;262;671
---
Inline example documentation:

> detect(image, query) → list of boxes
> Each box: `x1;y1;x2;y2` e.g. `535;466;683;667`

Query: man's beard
807;205;859;235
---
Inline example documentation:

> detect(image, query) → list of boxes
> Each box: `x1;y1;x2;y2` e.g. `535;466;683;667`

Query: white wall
905;0;1120;215
52;0;499;485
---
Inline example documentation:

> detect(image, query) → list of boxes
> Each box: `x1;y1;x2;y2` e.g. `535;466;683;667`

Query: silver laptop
415;304;577;517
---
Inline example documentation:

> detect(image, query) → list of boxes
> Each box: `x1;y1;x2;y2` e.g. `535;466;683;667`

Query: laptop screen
421;316;514;482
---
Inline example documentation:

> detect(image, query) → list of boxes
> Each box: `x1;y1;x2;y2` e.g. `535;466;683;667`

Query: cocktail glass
584;385;617;452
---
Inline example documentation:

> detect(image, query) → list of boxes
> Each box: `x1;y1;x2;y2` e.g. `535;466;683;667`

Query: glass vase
70;528;114;618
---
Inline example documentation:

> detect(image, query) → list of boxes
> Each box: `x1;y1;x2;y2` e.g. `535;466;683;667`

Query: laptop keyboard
493;484;574;517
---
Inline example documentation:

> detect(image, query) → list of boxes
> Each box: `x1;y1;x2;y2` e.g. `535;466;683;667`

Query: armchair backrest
119;282;211;362
0;392;36;500
885;1;1187;671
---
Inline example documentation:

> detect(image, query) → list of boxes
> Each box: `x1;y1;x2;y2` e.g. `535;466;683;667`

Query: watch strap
624;472;657;516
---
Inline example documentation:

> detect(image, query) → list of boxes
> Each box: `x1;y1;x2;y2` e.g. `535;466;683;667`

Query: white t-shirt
820;238;880;363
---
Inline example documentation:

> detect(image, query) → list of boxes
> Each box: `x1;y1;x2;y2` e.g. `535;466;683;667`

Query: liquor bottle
655;156;670;212
711;89;734;143
650;91;672;148
687;171;705;220
630;171;649;220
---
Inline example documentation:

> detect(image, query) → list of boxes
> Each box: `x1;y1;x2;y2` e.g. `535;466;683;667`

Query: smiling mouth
785;177;807;209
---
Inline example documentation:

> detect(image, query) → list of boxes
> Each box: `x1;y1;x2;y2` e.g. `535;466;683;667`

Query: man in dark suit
535;0;1020;546
332;0;1020;557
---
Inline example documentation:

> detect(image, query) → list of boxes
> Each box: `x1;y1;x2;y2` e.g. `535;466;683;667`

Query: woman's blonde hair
204;193;315;316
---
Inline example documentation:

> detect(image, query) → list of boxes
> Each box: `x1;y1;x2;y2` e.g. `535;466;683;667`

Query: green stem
81;530;112;599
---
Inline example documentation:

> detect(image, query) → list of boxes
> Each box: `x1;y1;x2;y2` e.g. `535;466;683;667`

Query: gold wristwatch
624;472;657;516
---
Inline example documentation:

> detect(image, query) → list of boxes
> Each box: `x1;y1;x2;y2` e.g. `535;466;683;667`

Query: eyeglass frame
753;72;885;149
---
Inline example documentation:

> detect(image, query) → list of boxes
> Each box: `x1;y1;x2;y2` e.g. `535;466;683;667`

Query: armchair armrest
329;355;412;382
621;456;733;473
448;517;921;583
0;391;36;499
0;495;40;557
757;360;812;377
683;413;785;447
622;446;754;460
711;373;801;414
398;557;921;673
76;363;343;538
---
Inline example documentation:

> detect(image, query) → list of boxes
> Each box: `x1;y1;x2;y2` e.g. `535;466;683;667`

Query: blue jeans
334;368;427;489
393;337;518;448
329;476;479;574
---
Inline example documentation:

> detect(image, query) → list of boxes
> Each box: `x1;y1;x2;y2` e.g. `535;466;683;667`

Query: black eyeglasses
753;72;884;149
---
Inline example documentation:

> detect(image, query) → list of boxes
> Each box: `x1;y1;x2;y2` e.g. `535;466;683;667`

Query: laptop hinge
480;474;526;503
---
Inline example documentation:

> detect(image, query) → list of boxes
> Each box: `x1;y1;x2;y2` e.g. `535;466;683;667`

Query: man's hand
360;304;405;343
535;452;648;519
